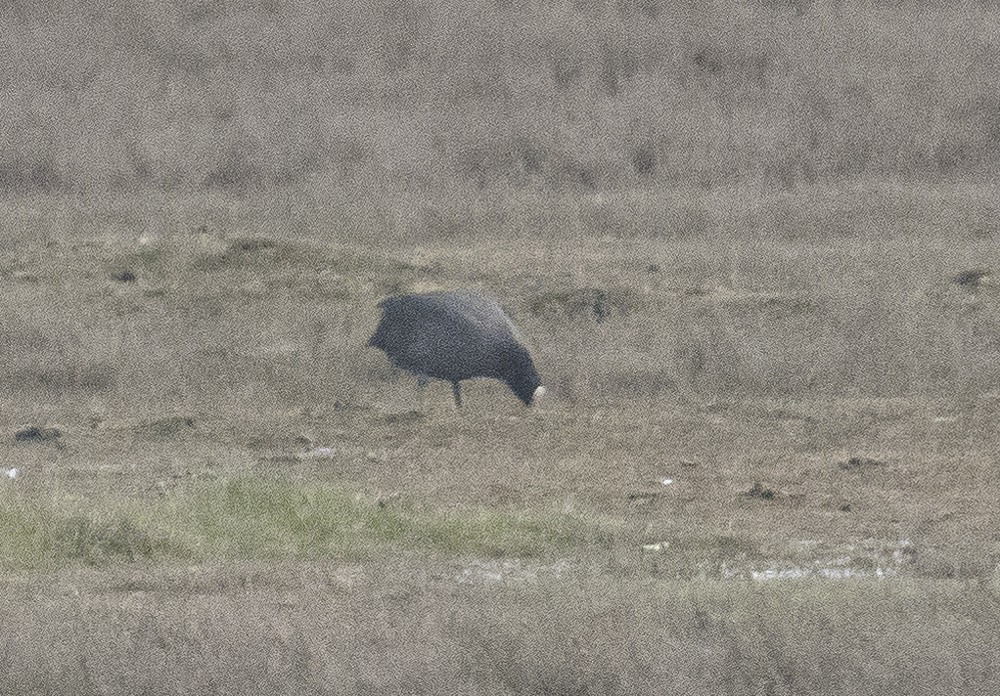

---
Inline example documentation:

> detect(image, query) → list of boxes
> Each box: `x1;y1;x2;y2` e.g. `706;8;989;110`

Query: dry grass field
4;0;1000;693
4;184;1000;693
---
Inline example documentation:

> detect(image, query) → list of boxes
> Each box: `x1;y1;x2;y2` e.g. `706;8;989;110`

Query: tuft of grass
50;516;169;565
528;287;641;323
0;479;616;572
135;416;196;439
173;479;610;560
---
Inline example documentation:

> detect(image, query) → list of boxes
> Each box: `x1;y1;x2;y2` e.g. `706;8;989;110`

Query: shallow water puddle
450;538;917;586
453;558;573;585
713;537;915;582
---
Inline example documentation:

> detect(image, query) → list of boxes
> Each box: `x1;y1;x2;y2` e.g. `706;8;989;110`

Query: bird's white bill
533;386;546;401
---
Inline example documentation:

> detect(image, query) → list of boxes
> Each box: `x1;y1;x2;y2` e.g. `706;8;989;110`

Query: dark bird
368;290;545;407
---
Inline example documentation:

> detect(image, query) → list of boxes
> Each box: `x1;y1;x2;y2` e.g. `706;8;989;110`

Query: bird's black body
368;290;543;406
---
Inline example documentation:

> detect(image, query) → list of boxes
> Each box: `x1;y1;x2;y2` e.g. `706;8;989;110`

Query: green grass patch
0;479;615;572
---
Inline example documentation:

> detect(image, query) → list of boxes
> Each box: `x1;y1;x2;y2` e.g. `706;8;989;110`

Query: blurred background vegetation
3;0;1000;195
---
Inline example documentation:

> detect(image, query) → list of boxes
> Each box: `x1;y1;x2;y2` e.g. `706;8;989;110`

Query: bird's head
500;343;544;406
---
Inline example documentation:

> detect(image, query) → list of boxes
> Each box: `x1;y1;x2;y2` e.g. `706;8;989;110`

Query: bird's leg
452;381;462;407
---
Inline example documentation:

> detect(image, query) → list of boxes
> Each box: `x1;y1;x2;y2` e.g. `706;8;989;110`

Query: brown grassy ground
2;184;1000;692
